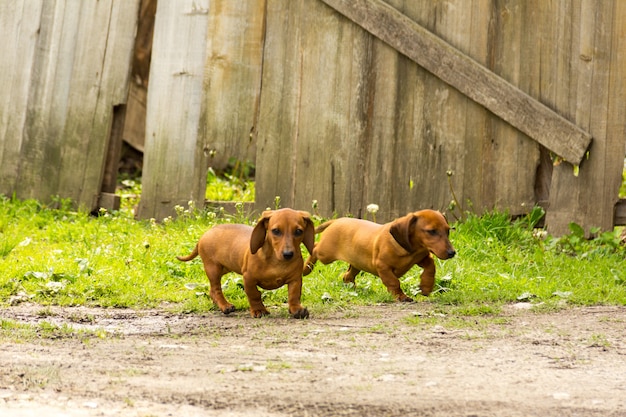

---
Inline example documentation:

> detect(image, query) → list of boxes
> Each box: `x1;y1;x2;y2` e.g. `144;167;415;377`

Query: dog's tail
315;220;335;234
176;245;199;262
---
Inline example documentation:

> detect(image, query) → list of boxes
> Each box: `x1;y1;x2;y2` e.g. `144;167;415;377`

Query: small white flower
367;204;379;214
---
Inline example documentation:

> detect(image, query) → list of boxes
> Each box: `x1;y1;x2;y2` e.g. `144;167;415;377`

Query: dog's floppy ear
299;211;315;255
389;214;417;253
250;211;272;254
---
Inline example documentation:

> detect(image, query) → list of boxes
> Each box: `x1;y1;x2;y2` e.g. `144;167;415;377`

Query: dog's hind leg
302;245;318;276
341;265;360;285
203;263;235;314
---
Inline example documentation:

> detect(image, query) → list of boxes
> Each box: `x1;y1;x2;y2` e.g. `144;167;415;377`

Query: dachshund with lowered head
303;209;455;301
177;208;314;318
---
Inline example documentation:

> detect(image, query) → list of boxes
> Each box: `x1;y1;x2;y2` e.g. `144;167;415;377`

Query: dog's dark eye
271;228;282;236
294;228;303;236
427;229;438;236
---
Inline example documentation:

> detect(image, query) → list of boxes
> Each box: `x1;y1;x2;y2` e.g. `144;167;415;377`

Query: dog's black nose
283;251;294;260
447;249;456;259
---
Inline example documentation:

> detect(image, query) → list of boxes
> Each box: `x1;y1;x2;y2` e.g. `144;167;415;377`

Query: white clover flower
366;204;379;214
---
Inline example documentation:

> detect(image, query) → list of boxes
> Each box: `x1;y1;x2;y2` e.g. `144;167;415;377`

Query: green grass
205;167;255;202
0;194;625;317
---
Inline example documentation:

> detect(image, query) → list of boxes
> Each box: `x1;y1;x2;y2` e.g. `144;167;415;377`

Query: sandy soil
0;303;625;417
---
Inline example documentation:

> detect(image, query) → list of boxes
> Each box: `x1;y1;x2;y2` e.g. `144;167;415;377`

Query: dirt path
1;303;625;416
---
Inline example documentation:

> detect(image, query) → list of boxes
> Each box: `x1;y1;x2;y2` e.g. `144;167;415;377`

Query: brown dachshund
177;208;315;318
303;209;455;301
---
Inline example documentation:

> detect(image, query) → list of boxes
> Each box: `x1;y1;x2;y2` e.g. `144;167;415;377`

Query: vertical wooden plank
2;0;138;209
530;0;557;204
401;0;481;218
546;0;622;235
457;0;492;218
257;0;374;216
294;0;371;216
484;1;539;214
200;0;265;173
252;0;300;211
0;1;44;196
605;2;626;219
361;38;405;220
137;0;210;220
57;0;139;209
13;1;72;202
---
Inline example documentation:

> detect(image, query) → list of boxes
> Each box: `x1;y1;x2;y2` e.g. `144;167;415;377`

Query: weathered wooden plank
251;0;299;211
362;1;478;220
16;1;84;203
137;0;210;220
0;1;44;196
200;0;264;173
320;0;592;165
55;2;105;208
256;0;374;217
57;1;138;210
546;0;626;235
1;0;138;210
485;1;538;213
458;0;493;217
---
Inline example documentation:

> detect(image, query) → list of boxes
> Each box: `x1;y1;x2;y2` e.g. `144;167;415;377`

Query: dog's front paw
397;294;414;303
291;307;309;319
221;304;236;315
250;308;270;318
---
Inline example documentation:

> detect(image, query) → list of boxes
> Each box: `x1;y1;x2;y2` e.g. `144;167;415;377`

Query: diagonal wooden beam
320;0;592;164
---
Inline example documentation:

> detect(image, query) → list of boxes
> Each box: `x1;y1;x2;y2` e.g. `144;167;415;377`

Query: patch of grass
0;318;103;342
404;308;511;332
205;167;255;202
1;194;625;320
587;333;612;349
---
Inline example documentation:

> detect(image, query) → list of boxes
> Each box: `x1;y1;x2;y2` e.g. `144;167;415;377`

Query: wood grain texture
0;1;139;210
546;0;626;235
0;1;44;195
200;0;265;172
320;0;592;164
137;0;210;220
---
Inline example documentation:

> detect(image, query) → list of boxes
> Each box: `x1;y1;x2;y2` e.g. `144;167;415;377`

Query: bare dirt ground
1;303;625;417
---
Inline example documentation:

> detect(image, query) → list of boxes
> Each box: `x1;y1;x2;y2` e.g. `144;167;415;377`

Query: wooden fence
1;0;625;236
0;0;140;209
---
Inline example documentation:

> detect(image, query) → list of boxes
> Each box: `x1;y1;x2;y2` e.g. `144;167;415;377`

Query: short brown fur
303;209;455;301
178;208;314;318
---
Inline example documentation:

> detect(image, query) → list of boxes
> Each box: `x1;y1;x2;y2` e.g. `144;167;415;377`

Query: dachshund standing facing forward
303;209;455;301
177;208;314;318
